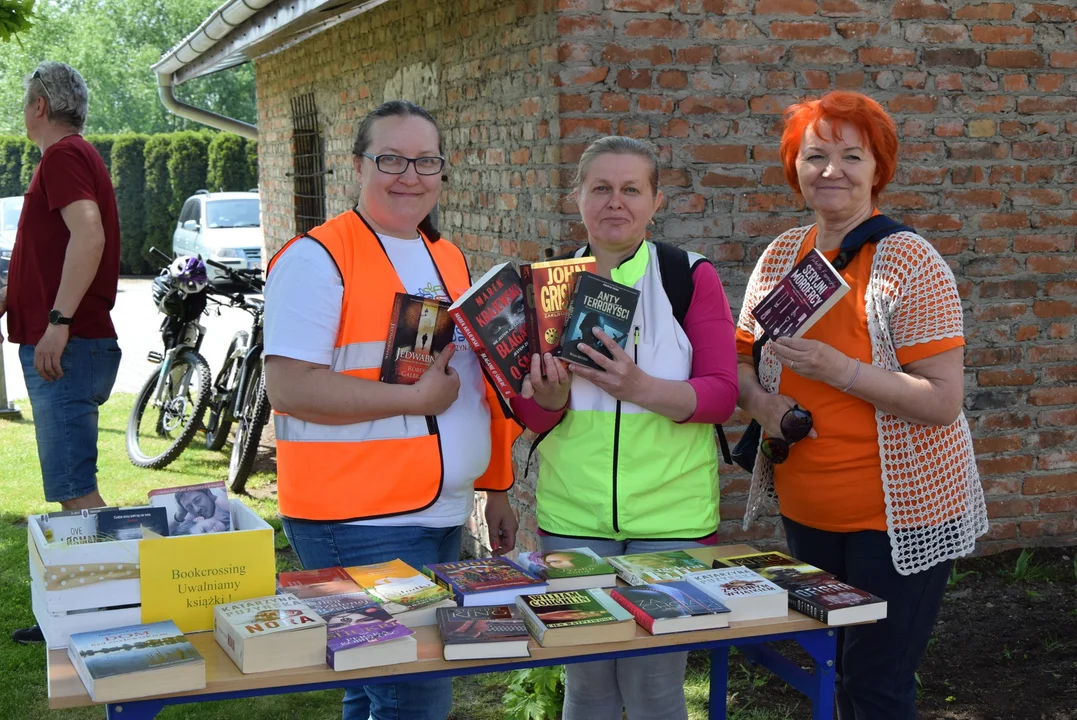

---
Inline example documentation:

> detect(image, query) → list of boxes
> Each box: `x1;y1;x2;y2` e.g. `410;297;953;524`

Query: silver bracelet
841;358;861;393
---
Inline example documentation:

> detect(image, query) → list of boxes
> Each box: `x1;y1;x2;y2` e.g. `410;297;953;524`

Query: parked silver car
172;190;263;284
0;195;23;285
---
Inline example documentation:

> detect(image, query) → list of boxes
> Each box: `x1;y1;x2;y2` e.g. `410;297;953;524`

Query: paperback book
515;547;617;592
448;262;530;399
515;588;636;647
606;550;710;586
685;567;788;623
213;593;327;674
783;575;888;625
346;559;455;627
610;581;731;635
278;566;361;599
713;551;800;570
751;248;849;339
520;256;597;357
424;557;547;607
305;592;417;671
39;508;102;546
559;272;640;369
437;605;531;661
380;292;455;385
95;506;170;541
148;480;232;536
67;620;205;702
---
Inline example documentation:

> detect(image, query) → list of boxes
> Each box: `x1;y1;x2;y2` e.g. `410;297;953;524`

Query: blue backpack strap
833;214;913;271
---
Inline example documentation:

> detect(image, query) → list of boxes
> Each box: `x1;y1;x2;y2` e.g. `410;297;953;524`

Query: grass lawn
0;395;795;719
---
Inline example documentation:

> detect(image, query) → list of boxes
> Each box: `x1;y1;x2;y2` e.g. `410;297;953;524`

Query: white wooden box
29;499;272;649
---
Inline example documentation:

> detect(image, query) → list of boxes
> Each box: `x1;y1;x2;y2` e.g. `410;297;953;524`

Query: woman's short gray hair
24;61;89;132
573;136;660;195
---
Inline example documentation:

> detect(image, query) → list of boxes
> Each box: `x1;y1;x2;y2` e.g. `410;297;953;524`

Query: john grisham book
751;249;849;340
448;262;529;399
520;256;597;357
380;293;455;385
559;271;640;369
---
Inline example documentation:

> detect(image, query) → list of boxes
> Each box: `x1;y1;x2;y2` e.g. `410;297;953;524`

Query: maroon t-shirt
6;135;121;345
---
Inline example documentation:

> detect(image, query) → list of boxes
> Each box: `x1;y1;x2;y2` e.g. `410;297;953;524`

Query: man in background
0;61;122;644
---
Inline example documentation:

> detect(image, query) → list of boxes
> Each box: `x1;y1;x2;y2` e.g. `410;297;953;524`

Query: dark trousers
781;516;952;720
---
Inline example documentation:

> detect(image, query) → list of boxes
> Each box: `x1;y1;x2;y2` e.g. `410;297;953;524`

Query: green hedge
85;135;114;171
111;134;148;274
245;138;258;190
0;136;24;198
167;131;209;219
142;134;174;269
207;133;251;192
20;140;40;192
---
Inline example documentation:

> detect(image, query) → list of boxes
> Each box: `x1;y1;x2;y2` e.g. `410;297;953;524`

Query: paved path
1;278;256;406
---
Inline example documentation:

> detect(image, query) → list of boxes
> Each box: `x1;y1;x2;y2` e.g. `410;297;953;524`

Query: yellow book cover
139;528;275;632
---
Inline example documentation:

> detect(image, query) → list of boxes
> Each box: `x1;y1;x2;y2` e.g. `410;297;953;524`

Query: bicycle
201;259;270;495
126;250;217;469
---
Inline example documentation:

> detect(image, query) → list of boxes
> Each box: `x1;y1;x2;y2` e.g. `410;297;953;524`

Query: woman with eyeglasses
262;100;520;720
735;91;987;719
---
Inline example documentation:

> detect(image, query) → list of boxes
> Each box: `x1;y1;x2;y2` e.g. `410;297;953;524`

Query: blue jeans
781;516;952;720
280;518;462;720
19;336;121;503
541;535;705;720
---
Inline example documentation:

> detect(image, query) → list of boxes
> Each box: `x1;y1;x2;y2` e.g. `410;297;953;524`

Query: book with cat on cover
423;557;547;607
67;620;205;702
559;272;640;369
685;567;788;623
277;566;361;599
515;588;636;647
750;248;850;339
437;605;531;660
305;592;417;671
380;292;455;385
448;262;530;399
213;593;327;673
606;550;710;586
516;547;618;592
345;559;456;626
610;581;731;635
520;256;597;358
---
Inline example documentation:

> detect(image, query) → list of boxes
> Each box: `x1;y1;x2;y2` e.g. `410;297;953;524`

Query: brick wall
253;0;1077;557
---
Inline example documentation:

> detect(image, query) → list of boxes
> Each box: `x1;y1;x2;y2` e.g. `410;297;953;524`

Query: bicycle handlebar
204;258;265;293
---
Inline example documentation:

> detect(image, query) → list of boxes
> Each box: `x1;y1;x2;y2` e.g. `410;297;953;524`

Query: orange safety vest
266;209;520;522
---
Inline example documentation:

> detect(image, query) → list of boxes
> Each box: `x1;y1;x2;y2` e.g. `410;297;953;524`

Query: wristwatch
48;309;73;326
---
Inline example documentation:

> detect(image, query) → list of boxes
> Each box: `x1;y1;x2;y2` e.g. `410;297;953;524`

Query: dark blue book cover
95;506;169;541
559;272;640;369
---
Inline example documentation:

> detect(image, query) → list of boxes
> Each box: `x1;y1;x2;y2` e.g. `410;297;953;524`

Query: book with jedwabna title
559;271;640;369
448;263;530;399
750;248;849;339
380;292;455;385
520;256;597;357
515;588;636;647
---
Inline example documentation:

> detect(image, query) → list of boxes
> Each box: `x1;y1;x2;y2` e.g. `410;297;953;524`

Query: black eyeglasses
32;70;52;106
361;152;444;176
760;405;814;464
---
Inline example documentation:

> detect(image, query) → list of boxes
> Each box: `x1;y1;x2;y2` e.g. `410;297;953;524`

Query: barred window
290;93;327;234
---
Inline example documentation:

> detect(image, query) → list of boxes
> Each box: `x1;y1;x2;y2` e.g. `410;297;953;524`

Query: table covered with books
46;543;883;720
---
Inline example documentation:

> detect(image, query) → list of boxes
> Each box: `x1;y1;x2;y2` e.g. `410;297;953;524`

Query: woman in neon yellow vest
513;136;740;720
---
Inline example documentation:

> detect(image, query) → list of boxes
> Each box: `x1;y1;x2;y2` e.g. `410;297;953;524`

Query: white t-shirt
264;234;492;528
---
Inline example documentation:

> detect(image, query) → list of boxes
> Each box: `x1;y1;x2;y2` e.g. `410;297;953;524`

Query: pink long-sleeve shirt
511;261;739;433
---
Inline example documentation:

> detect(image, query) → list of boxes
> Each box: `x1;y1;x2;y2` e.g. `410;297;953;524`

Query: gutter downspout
157;72;257;140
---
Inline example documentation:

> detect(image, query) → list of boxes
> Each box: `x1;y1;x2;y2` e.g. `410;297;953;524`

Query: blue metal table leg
799;629;837;720
709;646;729;718
106;699;164;719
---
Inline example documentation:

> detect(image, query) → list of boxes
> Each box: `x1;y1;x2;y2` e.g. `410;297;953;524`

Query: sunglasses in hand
760;405;814;464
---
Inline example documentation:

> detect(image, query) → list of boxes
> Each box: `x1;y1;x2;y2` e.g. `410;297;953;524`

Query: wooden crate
29;499;272;649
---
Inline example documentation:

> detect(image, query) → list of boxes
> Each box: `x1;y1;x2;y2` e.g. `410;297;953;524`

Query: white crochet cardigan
738;225;988;576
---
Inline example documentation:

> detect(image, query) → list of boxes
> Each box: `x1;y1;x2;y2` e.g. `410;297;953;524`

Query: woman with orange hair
735;91;987;718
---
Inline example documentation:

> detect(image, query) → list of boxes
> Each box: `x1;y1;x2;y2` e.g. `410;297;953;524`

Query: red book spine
609;589;656;634
448;307;514;397
520;265;544;357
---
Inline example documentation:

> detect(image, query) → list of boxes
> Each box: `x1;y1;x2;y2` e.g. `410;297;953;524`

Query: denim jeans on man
782;516;952;720
281;518;462;720
19;336;121;502
541;535;706;720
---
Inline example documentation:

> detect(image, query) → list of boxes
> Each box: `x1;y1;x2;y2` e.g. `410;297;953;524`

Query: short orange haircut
779;91;898;198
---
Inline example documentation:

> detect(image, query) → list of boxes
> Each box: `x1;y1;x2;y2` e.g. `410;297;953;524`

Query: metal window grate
291;93;327;234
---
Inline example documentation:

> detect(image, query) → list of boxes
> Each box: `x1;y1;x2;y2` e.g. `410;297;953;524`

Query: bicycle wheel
126;350;212;469
205;331;248;451
228;357;271;494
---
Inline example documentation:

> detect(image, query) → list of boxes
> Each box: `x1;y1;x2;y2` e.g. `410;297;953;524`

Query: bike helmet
169;256;209;295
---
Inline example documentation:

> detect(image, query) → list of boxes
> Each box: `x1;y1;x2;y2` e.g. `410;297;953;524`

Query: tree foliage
110;133;148;273
0;135;24;197
19;139;38;191
167;131;209;218
142;133;173;262
207;132;252;192
0;0;255;134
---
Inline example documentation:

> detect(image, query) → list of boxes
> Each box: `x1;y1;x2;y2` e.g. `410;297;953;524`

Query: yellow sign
139;528;275;633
